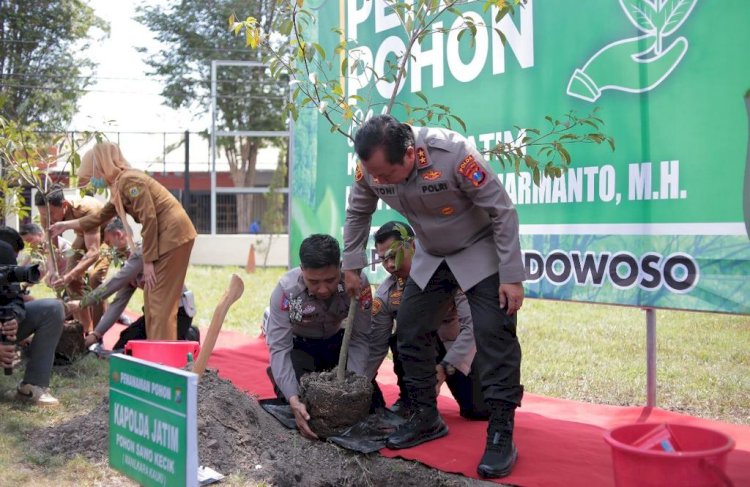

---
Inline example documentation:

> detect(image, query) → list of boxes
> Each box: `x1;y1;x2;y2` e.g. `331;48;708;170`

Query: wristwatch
440;360;457;376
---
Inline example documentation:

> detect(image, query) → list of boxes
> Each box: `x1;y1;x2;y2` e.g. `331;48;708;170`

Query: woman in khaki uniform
49;142;197;340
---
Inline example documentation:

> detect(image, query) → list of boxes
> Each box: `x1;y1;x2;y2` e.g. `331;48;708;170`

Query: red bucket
604;423;735;487
124;340;200;368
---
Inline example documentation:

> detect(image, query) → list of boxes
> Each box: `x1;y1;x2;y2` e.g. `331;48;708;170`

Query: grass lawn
1;264;748;485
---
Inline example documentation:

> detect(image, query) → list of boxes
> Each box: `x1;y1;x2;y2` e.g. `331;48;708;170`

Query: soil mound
33;369;490;486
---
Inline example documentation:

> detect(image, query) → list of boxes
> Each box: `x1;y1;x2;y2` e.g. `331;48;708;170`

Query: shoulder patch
359;285;373;310
389;288;402;307
355;162;364;183
128;186;141;198
371;298;383;316
457;155;487;187
280;294;290;311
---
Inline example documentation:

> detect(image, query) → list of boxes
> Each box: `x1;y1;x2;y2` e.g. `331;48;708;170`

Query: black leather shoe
386;410;448;449
477;401;518;478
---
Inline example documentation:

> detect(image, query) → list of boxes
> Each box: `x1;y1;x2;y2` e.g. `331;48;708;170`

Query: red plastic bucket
604;423;735;487
124;340;200;368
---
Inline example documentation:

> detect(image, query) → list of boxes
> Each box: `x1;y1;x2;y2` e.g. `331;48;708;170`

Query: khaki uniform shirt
366;274;476;379
62;197;105;272
79;169;197;263
265;268;373;400
343;126;526;290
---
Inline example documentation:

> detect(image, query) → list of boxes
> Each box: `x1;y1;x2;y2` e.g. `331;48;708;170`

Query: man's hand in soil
84;332;101;348
289;395;318;439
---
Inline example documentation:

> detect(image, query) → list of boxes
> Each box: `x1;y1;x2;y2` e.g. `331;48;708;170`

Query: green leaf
559;146;571;165
450;114;467;132
313;42;326;60
532;166;541;186
340;57;348;76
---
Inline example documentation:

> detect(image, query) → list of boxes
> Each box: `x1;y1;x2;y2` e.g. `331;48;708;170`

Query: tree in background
136;0;292;233
232;0;615;388
233;0;614;185
0;115;100;281
0;0;107;130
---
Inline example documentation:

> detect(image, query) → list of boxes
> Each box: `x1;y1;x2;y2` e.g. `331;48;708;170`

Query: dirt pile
33;369;491;486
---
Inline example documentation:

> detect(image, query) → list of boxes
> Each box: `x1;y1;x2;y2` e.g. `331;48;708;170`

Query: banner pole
645;307;657;407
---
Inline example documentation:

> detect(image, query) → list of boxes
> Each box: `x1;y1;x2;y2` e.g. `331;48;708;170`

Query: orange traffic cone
246;243;256;273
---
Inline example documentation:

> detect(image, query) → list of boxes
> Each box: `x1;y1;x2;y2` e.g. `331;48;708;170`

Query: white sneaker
4;382;59;406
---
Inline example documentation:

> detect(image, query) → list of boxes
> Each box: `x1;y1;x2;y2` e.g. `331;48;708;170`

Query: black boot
389;397;413;418
385;407;448;449
477;401;518;478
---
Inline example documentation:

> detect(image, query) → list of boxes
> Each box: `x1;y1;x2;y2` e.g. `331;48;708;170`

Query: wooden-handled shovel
193;273;245;377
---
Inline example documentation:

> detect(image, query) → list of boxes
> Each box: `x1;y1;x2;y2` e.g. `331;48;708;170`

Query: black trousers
273;329;345;401
290;329;344;378
113;306;196;350
375;331;489;419
396;262;523;412
435;340;489;419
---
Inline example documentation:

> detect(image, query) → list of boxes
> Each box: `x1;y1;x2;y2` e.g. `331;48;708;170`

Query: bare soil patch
33;369;493;486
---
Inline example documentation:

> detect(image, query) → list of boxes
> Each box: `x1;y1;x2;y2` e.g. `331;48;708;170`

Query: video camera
0;264;39;375
0;264;40;287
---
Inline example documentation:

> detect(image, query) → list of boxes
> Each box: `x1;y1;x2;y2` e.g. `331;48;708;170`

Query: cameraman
0;237;64;406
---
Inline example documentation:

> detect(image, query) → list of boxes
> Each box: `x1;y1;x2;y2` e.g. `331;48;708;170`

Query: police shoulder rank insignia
359;285;373;310
355;162;364;183
128;186;141;198
422;170;442;181
458;155;486;187
371;298;383;316
416;147;430;168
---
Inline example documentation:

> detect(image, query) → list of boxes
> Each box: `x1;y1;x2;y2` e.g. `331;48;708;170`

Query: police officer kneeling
265;234;372;439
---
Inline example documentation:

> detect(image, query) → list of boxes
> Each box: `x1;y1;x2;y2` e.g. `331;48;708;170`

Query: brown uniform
79;169;197;340
63;197;112;326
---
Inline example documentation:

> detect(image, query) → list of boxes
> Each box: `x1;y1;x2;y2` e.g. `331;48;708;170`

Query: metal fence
12;130;289;235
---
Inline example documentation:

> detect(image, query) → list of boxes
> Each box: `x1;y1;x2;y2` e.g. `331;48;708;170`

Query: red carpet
106;328;750;486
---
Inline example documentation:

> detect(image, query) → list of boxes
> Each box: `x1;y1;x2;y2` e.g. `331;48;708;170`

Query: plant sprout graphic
567;0;697;102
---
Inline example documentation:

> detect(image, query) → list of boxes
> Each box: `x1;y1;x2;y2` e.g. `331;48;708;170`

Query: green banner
109;355;198;487
290;0;750;314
